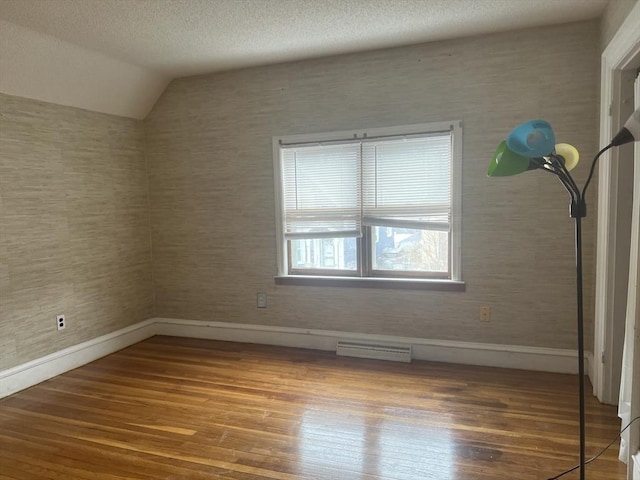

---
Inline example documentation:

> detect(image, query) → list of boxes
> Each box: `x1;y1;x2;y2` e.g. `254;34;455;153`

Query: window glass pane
290;237;358;271
372;226;448;273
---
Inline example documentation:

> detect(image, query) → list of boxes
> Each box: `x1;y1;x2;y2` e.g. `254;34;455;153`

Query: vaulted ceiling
0;0;609;119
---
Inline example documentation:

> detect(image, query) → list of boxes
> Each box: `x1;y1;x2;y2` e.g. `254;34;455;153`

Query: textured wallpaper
144;21;600;350
600;0;638;50
0;21;604;370
0;94;154;369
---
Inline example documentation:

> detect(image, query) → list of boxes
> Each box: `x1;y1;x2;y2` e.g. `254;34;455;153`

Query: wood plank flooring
0;336;626;479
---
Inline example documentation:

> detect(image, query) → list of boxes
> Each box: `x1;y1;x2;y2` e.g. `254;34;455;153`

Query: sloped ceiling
0;0;608;119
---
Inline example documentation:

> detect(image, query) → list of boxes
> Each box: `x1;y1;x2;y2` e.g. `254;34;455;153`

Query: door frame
593;1;640;405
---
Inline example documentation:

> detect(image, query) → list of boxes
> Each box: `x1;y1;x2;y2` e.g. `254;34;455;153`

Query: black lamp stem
518;147;613;480
556;156;589;479
565;146;611;479
563;145;611;480
573;213;586;480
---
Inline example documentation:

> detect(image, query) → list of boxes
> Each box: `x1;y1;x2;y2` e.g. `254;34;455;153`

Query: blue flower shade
506;119;556;158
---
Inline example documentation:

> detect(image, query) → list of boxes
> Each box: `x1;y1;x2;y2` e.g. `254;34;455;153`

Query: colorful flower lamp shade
486;109;640;480
507;119;556;157
486;141;531;176
555;143;580;171
487;120;580;179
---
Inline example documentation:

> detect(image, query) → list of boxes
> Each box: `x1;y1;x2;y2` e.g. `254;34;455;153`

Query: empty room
1;0;639;479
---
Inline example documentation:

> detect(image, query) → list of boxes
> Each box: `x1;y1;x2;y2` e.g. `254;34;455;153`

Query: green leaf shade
487;141;532;177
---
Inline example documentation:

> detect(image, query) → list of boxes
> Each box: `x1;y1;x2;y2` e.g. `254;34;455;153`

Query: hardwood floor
0;336;626;479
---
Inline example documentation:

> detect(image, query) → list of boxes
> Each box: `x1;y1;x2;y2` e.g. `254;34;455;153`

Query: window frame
272;121;463;290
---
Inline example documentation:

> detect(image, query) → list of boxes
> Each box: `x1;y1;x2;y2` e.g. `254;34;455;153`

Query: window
273;121;462;287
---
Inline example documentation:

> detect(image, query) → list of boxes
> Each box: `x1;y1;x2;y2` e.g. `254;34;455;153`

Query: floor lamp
487;109;640;480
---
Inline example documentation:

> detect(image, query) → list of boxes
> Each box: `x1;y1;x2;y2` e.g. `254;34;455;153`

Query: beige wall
600;0;639;50
0;20;604;371
0;94;154;369
145;21;600;350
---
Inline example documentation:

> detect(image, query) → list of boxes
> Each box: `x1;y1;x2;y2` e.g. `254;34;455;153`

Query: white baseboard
155;317;586;374
633;451;640;480
0;316;590;399
0;319;156;399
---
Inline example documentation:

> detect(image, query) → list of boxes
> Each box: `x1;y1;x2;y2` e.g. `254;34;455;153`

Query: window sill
274;275;466;291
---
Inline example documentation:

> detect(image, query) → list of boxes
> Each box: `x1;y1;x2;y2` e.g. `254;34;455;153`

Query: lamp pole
539;143;621;479
571;202;587;480
518;153;590;478
565;144;613;480
555;169;587;480
554;145;610;480
489;109;639;479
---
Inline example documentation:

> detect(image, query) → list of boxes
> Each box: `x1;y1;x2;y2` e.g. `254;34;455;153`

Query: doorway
594;2;640;477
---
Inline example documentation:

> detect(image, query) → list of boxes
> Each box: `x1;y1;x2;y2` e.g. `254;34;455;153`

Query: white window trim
272;121;463;288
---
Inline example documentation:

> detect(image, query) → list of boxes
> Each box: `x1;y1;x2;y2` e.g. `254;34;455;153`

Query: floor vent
336;340;412;363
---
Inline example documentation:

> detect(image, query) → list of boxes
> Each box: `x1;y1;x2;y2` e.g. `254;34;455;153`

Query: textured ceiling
0;0;609;118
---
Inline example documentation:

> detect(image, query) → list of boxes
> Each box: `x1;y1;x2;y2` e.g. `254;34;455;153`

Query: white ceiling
0;0;609;119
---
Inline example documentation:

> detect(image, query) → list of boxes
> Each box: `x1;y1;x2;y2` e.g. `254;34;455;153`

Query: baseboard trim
0;317;591;399
155;317;586;374
0;319;156;398
633;451;640;480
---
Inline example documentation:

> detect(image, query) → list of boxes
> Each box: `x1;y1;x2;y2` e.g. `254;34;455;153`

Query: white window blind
280;131;453;239
362;132;452;232
281;143;362;239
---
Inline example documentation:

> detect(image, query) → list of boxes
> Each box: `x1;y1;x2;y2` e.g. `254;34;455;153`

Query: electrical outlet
56;314;66;331
257;292;267;308
480;306;491;322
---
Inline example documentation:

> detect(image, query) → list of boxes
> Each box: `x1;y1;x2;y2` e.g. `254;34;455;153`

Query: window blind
281;143;362;239
280;130;452;240
362;133;452;231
